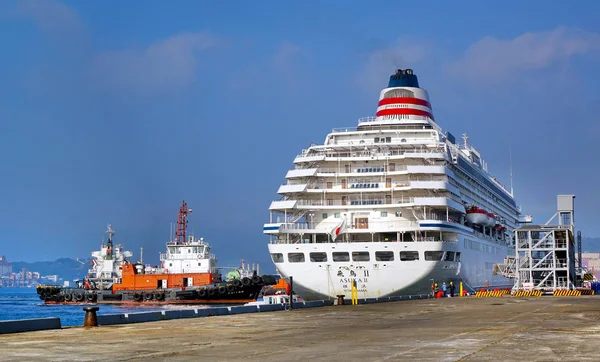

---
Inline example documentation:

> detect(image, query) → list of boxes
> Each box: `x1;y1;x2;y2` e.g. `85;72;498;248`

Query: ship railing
307;177;447;191
317;164;409;174
278;220;419;231
421;212;461;224
159;253;212;261
331;119;438;132
296;196;416;207
270;236;457;244
295;146;446;160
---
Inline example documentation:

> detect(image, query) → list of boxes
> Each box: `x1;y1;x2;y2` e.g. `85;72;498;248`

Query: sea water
0;287;213;327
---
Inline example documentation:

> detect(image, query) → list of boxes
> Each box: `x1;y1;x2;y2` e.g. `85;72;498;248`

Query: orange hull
113;264;215;292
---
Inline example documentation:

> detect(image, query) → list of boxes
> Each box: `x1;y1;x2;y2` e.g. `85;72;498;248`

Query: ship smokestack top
388;68;419;88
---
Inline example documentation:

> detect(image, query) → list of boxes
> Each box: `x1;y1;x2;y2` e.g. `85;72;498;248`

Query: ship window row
270;251;460;263
463;238;501;254
356;167;386;173
454;160;516;208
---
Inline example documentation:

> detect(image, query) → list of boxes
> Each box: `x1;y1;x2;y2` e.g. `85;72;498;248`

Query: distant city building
0;255;12;277
0;256;45;287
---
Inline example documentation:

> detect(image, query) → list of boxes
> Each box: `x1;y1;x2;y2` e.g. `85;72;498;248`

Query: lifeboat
466;206;488;225
486;212;496;227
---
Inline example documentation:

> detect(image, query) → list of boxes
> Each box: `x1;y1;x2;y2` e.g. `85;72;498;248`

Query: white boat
263;68;520;301
82;224;133;290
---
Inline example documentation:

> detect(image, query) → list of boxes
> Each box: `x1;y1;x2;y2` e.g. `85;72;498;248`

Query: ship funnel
388;69;419;88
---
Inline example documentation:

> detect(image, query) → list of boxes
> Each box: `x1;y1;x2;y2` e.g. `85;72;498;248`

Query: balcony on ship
314;164;447;176
293;145;446;164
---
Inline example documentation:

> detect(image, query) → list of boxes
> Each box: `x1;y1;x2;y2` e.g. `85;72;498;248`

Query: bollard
83;306;99;327
337;295;345;305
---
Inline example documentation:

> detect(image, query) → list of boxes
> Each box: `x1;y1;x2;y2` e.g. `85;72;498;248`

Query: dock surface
2;296;600;361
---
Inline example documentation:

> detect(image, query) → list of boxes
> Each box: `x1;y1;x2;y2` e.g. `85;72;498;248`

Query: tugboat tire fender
133;292;143;302
218;286;227;294
153;292;165;301
241;277;251;286
75;293;85;302
64;293;73;302
252;276;262;285
197;289;207;298
226;284;235;292
144;292;153;301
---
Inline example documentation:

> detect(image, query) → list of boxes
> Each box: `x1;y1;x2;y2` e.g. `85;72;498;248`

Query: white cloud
272;41;303;71
358;38;431;90
88;33;217;96
17;0;84;39
447;26;600;85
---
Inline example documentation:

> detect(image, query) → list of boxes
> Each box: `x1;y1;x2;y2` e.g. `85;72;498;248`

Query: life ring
144;292;153;301
241;277;251;286
75;293;85;302
133;292;143;302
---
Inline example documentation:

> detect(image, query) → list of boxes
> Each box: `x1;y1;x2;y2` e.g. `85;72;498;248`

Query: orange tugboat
37;201;276;305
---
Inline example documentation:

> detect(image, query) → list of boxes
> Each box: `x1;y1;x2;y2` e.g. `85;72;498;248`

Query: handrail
296;146;446;160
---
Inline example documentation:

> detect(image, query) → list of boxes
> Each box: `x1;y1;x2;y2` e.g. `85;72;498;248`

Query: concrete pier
2;296;600;361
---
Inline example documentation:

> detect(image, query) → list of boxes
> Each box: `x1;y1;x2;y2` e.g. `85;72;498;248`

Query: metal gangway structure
512;195;577;292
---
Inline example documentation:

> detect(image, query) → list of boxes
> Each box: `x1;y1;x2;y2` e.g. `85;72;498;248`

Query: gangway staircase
493;256;516;279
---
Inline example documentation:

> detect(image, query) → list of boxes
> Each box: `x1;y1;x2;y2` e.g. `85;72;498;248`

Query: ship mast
175;200;193;245
105;224;114;260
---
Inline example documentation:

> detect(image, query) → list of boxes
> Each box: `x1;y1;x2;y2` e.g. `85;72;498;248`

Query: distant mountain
582;237;600;253
12;257;91;282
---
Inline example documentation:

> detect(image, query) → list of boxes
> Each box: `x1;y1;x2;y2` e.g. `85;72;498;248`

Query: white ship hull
268;233;513;300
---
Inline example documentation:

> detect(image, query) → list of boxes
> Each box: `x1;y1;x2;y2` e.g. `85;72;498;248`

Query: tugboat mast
175;200;193;245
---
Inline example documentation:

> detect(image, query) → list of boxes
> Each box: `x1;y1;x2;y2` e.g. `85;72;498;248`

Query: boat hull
466;213;488;225
267;233;513;301
37;279;273;306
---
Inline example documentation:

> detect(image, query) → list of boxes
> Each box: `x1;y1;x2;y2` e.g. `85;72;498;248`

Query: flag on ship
330;219;347;241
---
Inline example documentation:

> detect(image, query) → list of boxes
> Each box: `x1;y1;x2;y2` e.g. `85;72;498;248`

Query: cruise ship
263;69;520;300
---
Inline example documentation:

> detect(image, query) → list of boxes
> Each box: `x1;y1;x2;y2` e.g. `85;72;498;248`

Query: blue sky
1;0;600;269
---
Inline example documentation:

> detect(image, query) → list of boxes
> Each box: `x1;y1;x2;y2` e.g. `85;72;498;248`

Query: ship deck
3;296;600;361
